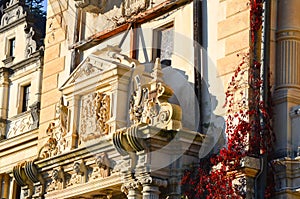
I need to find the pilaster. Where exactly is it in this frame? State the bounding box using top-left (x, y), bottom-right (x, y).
top-left (274, 0), bottom-right (300, 158)
top-left (0, 68), bottom-right (10, 139)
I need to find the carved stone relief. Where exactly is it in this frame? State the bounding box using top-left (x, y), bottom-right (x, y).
top-left (0, 3), bottom-right (26, 28)
top-left (67, 161), bottom-right (87, 187)
top-left (129, 58), bottom-right (182, 130)
top-left (46, 168), bottom-right (65, 192)
top-left (0, 119), bottom-right (6, 139)
top-left (6, 113), bottom-right (34, 138)
top-left (74, 0), bottom-right (107, 13)
top-left (24, 25), bottom-right (37, 58)
top-left (124, 0), bottom-right (150, 16)
top-left (38, 98), bottom-right (69, 159)
top-left (90, 153), bottom-right (112, 180)
top-left (79, 92), bottom-right (110, 144)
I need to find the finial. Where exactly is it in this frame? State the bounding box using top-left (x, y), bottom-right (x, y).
top-left (151, 58), bottom-right (163, 82)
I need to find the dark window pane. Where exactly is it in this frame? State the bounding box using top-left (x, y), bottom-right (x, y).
top-left (9, 38), bottom-right (15, 57)
top-left (22, 84), bottom-right (31, 112)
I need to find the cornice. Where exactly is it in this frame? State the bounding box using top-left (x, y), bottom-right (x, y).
top-left (0, 16), bottom-right (26, 33)
top-left (9, 50), bottom-right (43, 71)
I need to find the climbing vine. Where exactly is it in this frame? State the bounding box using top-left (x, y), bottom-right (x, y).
top-left (181, 0), bottom-right (275, 198)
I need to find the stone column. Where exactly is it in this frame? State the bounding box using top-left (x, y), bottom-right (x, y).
top-left (121, 181), bottom-right (142, 199)
top-left (141, 184), bottom-right (160, 199)
top-left (139, 177), bottom-right (167, 199)
top-left (0, 68), bottom-right (9, 139)
top-left (34, 62), bottom-right (43, 103)
top-left (0, 174), bottom-right (3, 197)
top-left (274, 0), bottom-right (300, 158)
top-left (3, 174), bottom-right (10, 198)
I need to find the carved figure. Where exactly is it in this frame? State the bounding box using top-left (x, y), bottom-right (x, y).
top-left (67, 161), bottom-right (87, 186)
top-left (47, 168), bottom-right (64, 192)
top-left (90, 153), bottom-right (111, 179)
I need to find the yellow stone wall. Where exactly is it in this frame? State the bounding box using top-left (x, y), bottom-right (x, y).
top-left (39, 0), bottom-right (69, 148)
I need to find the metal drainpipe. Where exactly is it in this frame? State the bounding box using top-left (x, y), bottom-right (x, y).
top-left (193, 0), bottom-right (203, 132)
top-left (254, 0), bottom-right (271, 198)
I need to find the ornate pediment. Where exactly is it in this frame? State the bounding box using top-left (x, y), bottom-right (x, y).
top-left (61, 45), bottom-right (138, 91)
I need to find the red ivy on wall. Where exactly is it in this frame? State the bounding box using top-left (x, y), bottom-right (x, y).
top-left (182, 0), bottom-right (275, 198)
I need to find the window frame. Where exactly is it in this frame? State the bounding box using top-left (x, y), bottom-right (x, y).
top-left (8, 37), bottom-right (16, 57)
top-left (20, 83), bottom-right (31, 113)
top-left (152, 22), bottom-right (174, 65)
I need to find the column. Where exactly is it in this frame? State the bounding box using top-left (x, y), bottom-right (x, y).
top-left (141, 184), bottom-right (159, 199)
top-left (0, 68), bottom-right (9, 139)
top-left (274, 0), bottom-right (300, 158)
top-left (0, 174), bottom-right (3, 197)
top-left (139, 177), bottom-right (167, 199)
top-left (121, 181), bottom-right (142, 199)
top-left (3, 174), bottom-right (10, 199)
top-left (34, 62), bottom-right (43, 103)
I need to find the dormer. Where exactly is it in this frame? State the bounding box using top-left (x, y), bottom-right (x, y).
top-left (0, 0), bottom-right (45, 65)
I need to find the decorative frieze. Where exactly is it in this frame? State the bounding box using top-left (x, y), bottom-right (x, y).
top-left (6, 112), bottom-right (34, 138)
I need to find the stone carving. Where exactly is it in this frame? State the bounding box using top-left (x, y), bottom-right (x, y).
top-left (129, 58), bottom-right (182, 130)
top-left (138, 176), bottom-right (168, 187)
top-left (24, 25), bottom-right (37, 58)
top-left (38, 97), bottom-right (68, 159)
top-left (121, 180), bottom-right (141, 196)
top-left (74, 0), bottom-right (107, 13)
top-left (124, 0), bottom-right (150, 16)
top-left (90, 153), bottom-right (112, 180)
top-left (13, 160), bottom-right (44, 199)
top-left (6, 112), bottom-right (34, 138)
top-left (29, 102), bottom-right (40, 129)
top-left (0, 119), bottom-right (6, 139)
top-left (95, 93), bottom-right (110, 134)
top-left (67, 161), bottom-right (87, 186)
top-left (73, 60), bottom-right (96, 81)
top-left (79, 92), bottom-right (110, 143)
top-left (0, 0), bottom-right (26, 28)
top-left (46, 168), bottom-right (65, 192)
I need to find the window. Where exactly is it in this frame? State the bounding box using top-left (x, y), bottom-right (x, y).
top-left (21, 84), bottom-right (31, 112)
top-left (8, 38), bottom-right (15, 57)
top-left (153, 24), bottom-right (174, 66)
top-left (9, 38), bottom-right (16, 56)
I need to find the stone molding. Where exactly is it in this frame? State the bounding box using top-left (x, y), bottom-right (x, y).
top-left (276, 29), bottom-right (300, 41)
